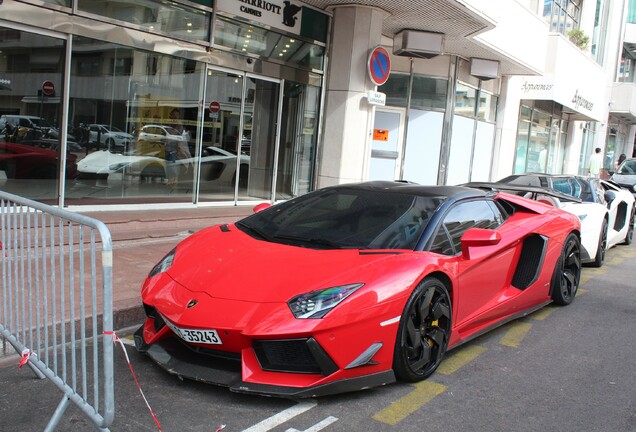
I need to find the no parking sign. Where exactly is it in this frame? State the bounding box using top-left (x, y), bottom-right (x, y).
top-left (367, 46), bottom-right (391, 86)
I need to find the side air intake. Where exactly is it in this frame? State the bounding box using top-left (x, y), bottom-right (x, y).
top-left (511, 234), bottom-right (547, 290)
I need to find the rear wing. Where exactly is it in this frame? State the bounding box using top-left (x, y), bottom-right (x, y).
top-left (463, 182), bottom-right (582, 204)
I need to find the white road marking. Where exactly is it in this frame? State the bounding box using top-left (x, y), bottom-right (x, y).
top-left (285, 416), bottom-right (339, 432)
top-left (242, 400), bottom-right (317, 432)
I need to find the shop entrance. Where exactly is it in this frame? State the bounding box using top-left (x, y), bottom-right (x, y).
top-left (369, 108), bottom-right (405, 181)
top-left (197, 68), bottom-right (281, 204)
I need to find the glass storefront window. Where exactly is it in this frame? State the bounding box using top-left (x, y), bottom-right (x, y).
top-left (77, 0), bottom-right (211, 42)
top-left (379, 73), bottom-right (408, 107)
top-left (411, 75), bottom-right (447, 110)
top-left (476, 91), bottom-right (497, 122)
top-left (275, 82), bottom-right (320, 200)
top-left (514, 106), bottom-right (532, 174)
top-left (0, 28), bottom-right (66, 203)
top-left (65, 36), bottom-right (206, 205)
top-left (515, 105), bottom-right (566, 174)
top-left (455, 82), bottom-right (476, 118)
top-left (37, 0), bottom-right (71, 7)
top-left (214, 17), bottom-right (325, 71)
top-left (543, 0), bottom-right (581, 35)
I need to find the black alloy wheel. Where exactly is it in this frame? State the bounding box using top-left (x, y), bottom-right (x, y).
top-left (551, 233), bottom-right (581, 306)
top-left (591, 219), bottom-right (608, 268)
top-left (393, 277), bottom-right (452, 382)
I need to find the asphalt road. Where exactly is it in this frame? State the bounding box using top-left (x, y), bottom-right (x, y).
top-left (1, 244), bottom-right (635, 432)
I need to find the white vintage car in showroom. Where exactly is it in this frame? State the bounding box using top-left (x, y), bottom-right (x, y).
top-left (467, 174), bottom-right (635, 268)
top-left (77, 146), bottom-right (249, 189)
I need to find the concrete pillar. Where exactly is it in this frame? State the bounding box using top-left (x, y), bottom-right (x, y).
top-left (316, 5), bottom-right (386, 188)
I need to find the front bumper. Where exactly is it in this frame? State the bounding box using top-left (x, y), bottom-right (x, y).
top-left (134, 326), bottom-right (395, 398)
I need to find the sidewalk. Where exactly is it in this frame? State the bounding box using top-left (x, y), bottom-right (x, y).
top-left (79, 205), bottom-right (254, 330)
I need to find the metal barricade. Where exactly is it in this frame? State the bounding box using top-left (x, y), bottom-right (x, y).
top-left (0, 191), bottom-right (114, 431)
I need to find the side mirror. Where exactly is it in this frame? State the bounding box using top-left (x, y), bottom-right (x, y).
top-left (604, 190), bottom-right (616, 207)
top-left (461, 228), bottom-right (502, 260)
top-left (253, 203), bottom-right (271, 213)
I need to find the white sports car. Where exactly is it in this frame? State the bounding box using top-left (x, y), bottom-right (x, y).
top-left (471, 174), bottom-right (635, 267)
top-left (76, 146), bottom-right (249, 188)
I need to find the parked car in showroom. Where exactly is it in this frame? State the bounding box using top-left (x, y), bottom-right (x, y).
top-left (485, 174), bottom-right (635, 267)
top-left (135, 181), bottom-right (581, 397)
top-left (77, 146), bottom-right (248, 188)
top-left (88, 124), bottom-right (134, 151)
top-left (610, 157), bottom-right (636, 197)
top-left (0, 141), bottom-right (78, 179)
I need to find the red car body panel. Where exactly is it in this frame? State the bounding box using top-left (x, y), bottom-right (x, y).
top-left (136, 185), bottom-right (581, 397)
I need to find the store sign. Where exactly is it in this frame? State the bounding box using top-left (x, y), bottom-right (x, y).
top-left (517, 76), bottom-right (603, 121)
top-left (217, 0), bottom-right (303, 35)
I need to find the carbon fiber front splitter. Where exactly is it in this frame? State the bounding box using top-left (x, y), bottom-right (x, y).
top-left (134, 326), bottom-right (396, 398)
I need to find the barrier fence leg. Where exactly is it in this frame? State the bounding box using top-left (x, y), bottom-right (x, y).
top-left (43, 395), bottom-right (71, 432)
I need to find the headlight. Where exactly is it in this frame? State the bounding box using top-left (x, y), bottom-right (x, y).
top-left (633, 185), bottom-right (636, 192)
top-left (287, 283), bottom-right (363, 319)
top-left (148, 247), bottom-right (176, 277)
top-left (578, 214), bottom-right (587, 221)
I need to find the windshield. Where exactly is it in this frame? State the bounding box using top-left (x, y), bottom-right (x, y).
top-left (617, 160), bottom-right (636, 175)
top-left (237, 188), bottom-right (443, 250)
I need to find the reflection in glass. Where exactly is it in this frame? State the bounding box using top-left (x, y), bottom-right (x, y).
top-left (276, 82), bottom-right (319, 200)
top-left (238, 79), bottom-right (280, 202)
top-left (215, 17), bottom-right (325, 70)
top-left (77, 0), bottom-right (210, 42)
top-left (198, 70), bottom-right (245, 203)
top-left (65, 36), bottom-right (205, 204)
top-left (411, 75), bottom-right (447, 110)
top-left (0, 28), bottom-right (66, 203)
top-left (455, 82), bottom-right (476, 118)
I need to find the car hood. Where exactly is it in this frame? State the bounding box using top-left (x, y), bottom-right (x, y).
top-left (610, 173), bottom-right (636, 186)
top-left (164, 225), bottom-right (416, 303)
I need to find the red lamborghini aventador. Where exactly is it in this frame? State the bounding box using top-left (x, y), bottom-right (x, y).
top-left (135, 181), bottom-right (582, 397)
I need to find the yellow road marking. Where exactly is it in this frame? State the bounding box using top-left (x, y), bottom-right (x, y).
top-left (604, 257), bottom-right (624, 266)
top-left (499, 322), bottom-right (532, 348)
top-left (436, 345), bottom-right (486, 375)
top-left (580, 274), bottom-right (593, 285)
top-left (372, 381), bottom-right (446, 425)
top-left (530, 306), bottom-right (557, 321)
top-left (585, 267), bottom-right (607, 275)
top-left (577, 288), bottom-right (588, 296)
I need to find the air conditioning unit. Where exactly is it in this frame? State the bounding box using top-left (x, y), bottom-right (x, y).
top-left (393, 30), bottom-right (443, 59)
top-left (470, 58), bottom-right (500, 81)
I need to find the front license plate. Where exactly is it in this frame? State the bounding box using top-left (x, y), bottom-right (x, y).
top-left (162, 316), bottom-right (222, 345)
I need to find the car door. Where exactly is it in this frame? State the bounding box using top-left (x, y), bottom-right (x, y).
top-left (600, 180), bottom-right (630, 245)
top-left (430, 199), bottom-right (518, 329)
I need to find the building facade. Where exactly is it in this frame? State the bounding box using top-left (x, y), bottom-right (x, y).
top-left (0, 0), bottom-right (635, 210)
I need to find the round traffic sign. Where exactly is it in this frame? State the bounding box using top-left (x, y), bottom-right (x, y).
top-left (209, 101), bottom-right (220, 113)
top-left (368, 46), bottom-right (391, 86)
top-left (42, 80), bottom-right (55, 96)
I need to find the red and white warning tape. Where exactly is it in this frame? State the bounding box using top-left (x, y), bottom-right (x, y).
top-left (105, 331), bottom-right (225, 432)
top-left (18, 349), bottom-right (33, 369)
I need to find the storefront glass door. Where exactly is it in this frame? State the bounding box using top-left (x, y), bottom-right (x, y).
top-left (197, 69), bottom-right (245, 203)
top-left (238, 76), bottom-right (281, 202)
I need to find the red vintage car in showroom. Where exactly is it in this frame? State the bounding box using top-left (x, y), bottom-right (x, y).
top-left (135, 181), bottom-right (581, 397)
